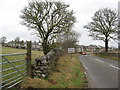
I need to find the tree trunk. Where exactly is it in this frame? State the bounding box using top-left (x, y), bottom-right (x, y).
top-left (105, 37), bottom-right (108, 52)
top-left (42, 40), bottom-right (50, 55)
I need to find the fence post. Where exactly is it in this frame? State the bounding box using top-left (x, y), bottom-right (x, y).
top-left (26, 41), bottom-right (32, 78)
top-left (0, 44), bottom-right (2, 90)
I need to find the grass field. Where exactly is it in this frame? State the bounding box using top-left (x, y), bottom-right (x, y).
top-left (22, 54), bottom-right (86, 88)
top-left (1, 47), bottom-right (86, 88)
top-left (1, 47), bottom-right (43, 62)
top-left (1, 47), bottom-right (43, 88)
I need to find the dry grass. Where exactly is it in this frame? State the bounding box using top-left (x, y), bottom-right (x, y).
top-left (22, 77), bottom-right (52, 88)
top-left (22, 54), bottom-right (85, 88)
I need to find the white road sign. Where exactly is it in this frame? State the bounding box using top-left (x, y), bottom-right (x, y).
top-left (68, 48), bottom-right (75, 53)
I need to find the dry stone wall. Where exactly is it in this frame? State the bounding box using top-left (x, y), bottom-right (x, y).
top-left (32, 49), bottom-right (62, 78)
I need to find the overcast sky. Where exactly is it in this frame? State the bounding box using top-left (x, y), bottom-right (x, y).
top-left (0, 0), bottom-right (119, 47)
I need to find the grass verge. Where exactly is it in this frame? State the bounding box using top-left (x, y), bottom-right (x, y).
top-left (85, 51), bottom-right (119, 61)
top-left (22, 54), bottom-right (86, 88)
top-left (94, 52), bottom-right (119, 61)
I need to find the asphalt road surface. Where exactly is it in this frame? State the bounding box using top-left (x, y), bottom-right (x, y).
top-left (79, 55), bottom-right (119, 88)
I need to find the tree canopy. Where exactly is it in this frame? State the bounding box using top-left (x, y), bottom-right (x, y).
top-left (0, 36), bottom-right (7, 46)
top-left (84, 8), bottom-right (117, 52)
top-left (20, 0), bottom-right (75, 54)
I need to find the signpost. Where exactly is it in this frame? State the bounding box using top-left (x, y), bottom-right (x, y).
top-left (68, 48), bottom-right (75, 58)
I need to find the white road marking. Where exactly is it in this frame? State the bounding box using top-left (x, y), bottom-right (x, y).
top-left (109, 64), bottom-right (120, 70)
top-left (84, 72), bottom-right (87, 75)
top-left (80, 60), bottom-right (88, 70)
top-left (85, 67), bottom-right (88, 70)
top-left (95, 59), bottom-right (104, 63)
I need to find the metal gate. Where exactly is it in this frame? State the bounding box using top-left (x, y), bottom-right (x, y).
top-left (0, 53), bottom-right (27, 89)
top-left (0, 41), bottom-right (32, 89)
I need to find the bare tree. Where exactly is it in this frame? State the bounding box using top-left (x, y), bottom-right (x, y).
top-left (84, 8), bottom-right (117, 52)
top-left (14, 37), bottom-right (20, 48)
top-left (59, 31), bottom-right (79, 53)
top-left (20, 40), bottom-right (24, 49)
top-left (20, 1), bottom-right (75, 55)
top-left (0, 36), bottom-right (7, 46)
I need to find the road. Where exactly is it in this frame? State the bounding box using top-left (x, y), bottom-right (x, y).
top-left (79, 55), bottom-right (119, 88)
